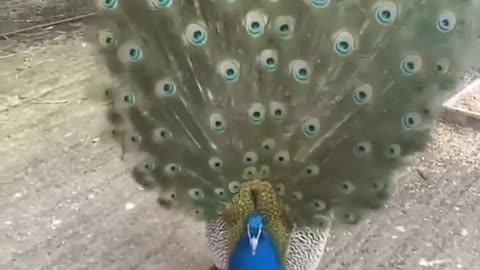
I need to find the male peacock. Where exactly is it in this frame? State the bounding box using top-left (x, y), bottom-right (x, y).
top-left (86, 1), bottom-right (480, 270)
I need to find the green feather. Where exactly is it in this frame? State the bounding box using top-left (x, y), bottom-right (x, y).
top-left (86, 0), bottom-right (480, 229)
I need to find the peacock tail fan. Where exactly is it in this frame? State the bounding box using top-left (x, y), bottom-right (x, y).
top-left (84, 0), bottom-right (480, 245)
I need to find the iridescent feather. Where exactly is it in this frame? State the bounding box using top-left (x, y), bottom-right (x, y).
top-left (86, 0), bottom-right (480, 269)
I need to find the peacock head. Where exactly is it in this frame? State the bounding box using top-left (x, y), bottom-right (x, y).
top-left (246, 212), bottom-right (264, 255)
top-left (228, 211), bottom-right (282, 270)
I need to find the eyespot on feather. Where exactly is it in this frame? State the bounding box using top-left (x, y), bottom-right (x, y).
top-left (309, 0), bottom-right (330, 8)
top-left (152, 127), bottom-right (173, 143)
top-left (258, 49), bottom-right (278, 71)
top-left (289, 60), bottom-right (311, 83)
top-left (185, 23), bottom-right (208, 46)
top-left (164, 163), bottom-right (181, 176)
top-left (274, 16), bottom-right (295, 39)
top-left (436, 11), bottom-right (456, 33)
top-left (269, 102), bottom-right (287, 122)
top-left (244, 10), bottom-right (267, 37)
top-left (248, 103), bottom-right (266, 124)
top-left (400, 55), bottom-right (422, 76)
top-left (333, 31), bottom-right (355, 56)
top-left (374, 1), bottom-right (398, 25)
top-left (188, 188), bottom-right (205, 200)
top-left (243, 152), bottom-right (259, 164)
top-left (147, 0), bottom-right (173, 9)
top-left (273, 151), bottom-right (290, 166)
top-left (155, 78), bottom-right (177, 97)
top-left (218, 60), bottom-right (240, 82)
top-left (118, 41), bottom-right (144, 63)
top-left (209, 113), bottom-right (227, 133)
top-left (209, 157), bottom-right (223, 171)
top-left (228, 181), bottom-right (241, 193)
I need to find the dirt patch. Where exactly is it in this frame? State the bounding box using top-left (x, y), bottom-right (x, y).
top-left (0, 22), bottom-right (105, 114)
top-left (456, 86), bottom-right (480, 113)
top-left (0, 0), bottom-right (94, 34)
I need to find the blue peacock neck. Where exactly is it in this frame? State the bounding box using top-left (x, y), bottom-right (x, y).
top-left (228, 212), bottom-right (283, 270)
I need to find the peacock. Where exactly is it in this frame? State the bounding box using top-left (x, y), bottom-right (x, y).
top-left (85, 1), bottom-right (480, 270)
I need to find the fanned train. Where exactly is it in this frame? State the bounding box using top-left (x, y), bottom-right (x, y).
top-left (85, 1), bottom-right (480, 270)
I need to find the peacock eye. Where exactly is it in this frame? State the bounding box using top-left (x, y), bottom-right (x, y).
top-left (118, 41), bottom-right (144, 63)
top-left (259, 165), bottom-right (270, 178)
top-left (208, 157), bottom-right (223, 171)
top-left (155, 78), bottom-right (177, 97)
top-left (258, 49), bottom-right (278, 71)
top-left (291, 191), bottom-right (303, 201)
top-left (353, 141), bottom-right (372, 156)
top-left (218, 60), bottom-right (240, 82)
top-left (129, 135), bottom-right (142, 144)
top-left (302, 118), bottom-right (320, 137)
top-left (311, 200), bottom-right (327, 211)
top-left (228, 181), bottom-right (241, 193)
top-left (275, 183), bottom-right (286, 196)
top-left (164, 163), bottom-right (181, 176)
top-left (401, 113), bottom-right (422, 129)
top-left (248, 103), bottom-right (266, 124)
top-left (310, 0), bottom-right (330, 8)
top-left (273, 151), bottom-right (290, 166)
top-left (353, 84), bottom-right (373, 105)
top-left (122, 94), bottom-right (135, 106)
top-left (97, 30), bottom-right (117, 48)
top-left (153, 127), bottom-right (173, 143)
top-left (214, 188), bottom-right (226, 197)
top-left (245, 10), bottom-right (267, 37)
top-left (128, 48), bottom-right (142, 61)
top-left (185, 23), bottom-right (208, 46)
top-left (333, 32), bottom-right (354, 56)
top-left (100, 0), bottom-right (118, 9)
top-left (188, 188), bottom-right (205, 200)
top-left (143, 162), bottom-right (155, 171)
top-left (434, 58), bottom-right (450, 74)
top-left (289, 60), bottom-right (311, 83)
top-left (436, 11), bottom-right (456, 33)
top-left (243, 152), bottom-right (259, 164)
top-left (374, 2), bottom-right (398, 25)
top-left (163, 191), bottom-right (177, 201)
top-left (384, 144), bottom-right (402, 159)
top-left (337, 211), bottom-right (361, 224)
top-left (304, 164), bottom-right (319, 176)
top-left (400, 55), bottom-right (422, 75)
top-left (269, 102), bottom-right (287, 122)
top-left (148, 0), bottom-right (172, 8)
top-left (274, 16), bottom-right (295, 39)
top-left (338, 181), bottom-right (355, 194)
top-left (243, 166), bottom-right (257, 179)
top-left (209, 113), bottom-right (227, 133)
top-left (261, 138), bottom-right (276, 151)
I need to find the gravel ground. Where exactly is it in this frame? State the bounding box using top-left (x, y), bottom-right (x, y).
top-left (457, 88), bottom-right (480, 113)
top-left (1, 24), bottom-right (479, 270)
top-left (0, 0), bottom-right (93, 34)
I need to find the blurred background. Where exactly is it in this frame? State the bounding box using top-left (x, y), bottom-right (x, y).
top-left (1, 1), bottom-right (480, 270)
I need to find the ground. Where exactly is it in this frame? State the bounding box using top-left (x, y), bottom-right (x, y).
top-left (0, 22), bottom-right (479, 270)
